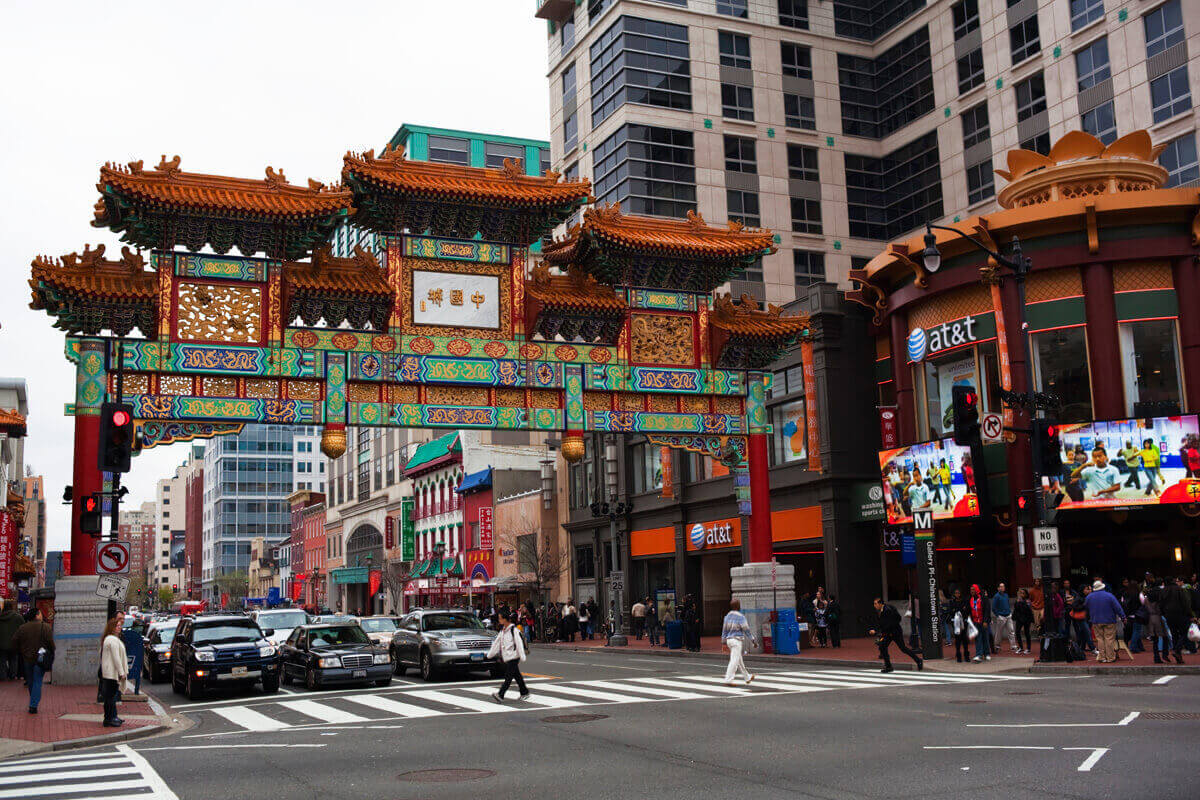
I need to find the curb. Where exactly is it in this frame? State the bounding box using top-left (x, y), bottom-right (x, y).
top-left (1, 693), bottom-right (178, 762)
top-left (1029, 662), bottom-right (1200, 676)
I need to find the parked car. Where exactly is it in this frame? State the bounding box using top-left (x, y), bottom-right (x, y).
top-left (280, 623), bottom-right (392, 690)
top-left (170, 614), bottom-right (281, 700)
top-left (390, 609), bottom-right (501, 682)
top-left (358, 615), bottom-right (403, 645)
top-left (142, 619), bottom-right (180, 683)
top-left (250, 608), bottom-right (310, 645)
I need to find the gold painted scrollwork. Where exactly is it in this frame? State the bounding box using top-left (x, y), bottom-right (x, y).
top-left (629, 313), bottom-right (694, 366)
top-left (176, 282), bottom-right (262, 343)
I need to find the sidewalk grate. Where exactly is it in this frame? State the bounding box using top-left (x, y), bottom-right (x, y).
top-left (1142, 712), bottom-right (1200, 720)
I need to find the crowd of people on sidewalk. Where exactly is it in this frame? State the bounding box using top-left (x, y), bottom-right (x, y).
top-left (799, 587), bottom-right (843, 648)
top-left (934, 573), bottom-right (1200, 664)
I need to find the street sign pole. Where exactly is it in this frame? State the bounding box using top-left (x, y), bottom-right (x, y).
top-left (913, 509), bottom-right (942, 661)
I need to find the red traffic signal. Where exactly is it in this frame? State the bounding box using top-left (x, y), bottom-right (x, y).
top-left (98, 402), bottom-right (135, 473)
top-left (962, 391), bottom-right (977, 406)
top-left (951, 384), bottom-right (981, 445)
top-left (1017, 495), bottom-right (1027, 510)
top-left (112, 409), bottom-right (131, 427)
top-left (83, 495), bottom-right (99, 513)
top-left (80, 493), bottom-right (103, 536)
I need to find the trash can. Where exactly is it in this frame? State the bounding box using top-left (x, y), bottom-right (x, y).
top-left (776, 608), bottom-right (797, 626)
top-left (772, 622), bottom-right (800, 655)
top-left (665, 620), bottom-right (684, 650)
top-left (796, 621), bottom-right (809, 650)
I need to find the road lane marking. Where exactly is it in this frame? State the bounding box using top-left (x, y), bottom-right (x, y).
top-left (459, 685), bottom-right (584, 708)
top-left (579, 679), bottom-right (709, 700)
top-left (924, 746), bottom-right (1055, 750)
top-left (532, 683), bottom-right (653, 704)
top-left (634, 677), bottom-right (754, 694)
top-left (342, 693), bottom-right (444, 717)
top-left (406, 688), bottom-right (515, 713)
top-left (0, 755), bottom-right (129, 774)
top-left (136, 744), bottom-right (327, 750)
top-left (1064, 747), bottom-right (1110, 772)
top-left (0, 779), bottom-right (151, 798)
top-left (277, 699), bottom-right (370, 725)
top-left (967, 711), bottom-right (1139, 728)
top-left (212, 706), bottom-right (292, 732)
top-left (1152, 675), bottom-right (1176, 685)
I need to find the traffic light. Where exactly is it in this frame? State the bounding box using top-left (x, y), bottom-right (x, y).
top-left (1034, 418), bottom-right (1064, 476)
top-left (80, 493), bottom-right (103, 536)
top-left (951, 384), bottom-right (981, 445)
top-left (172, 584), bottom-right (178, 593)
top-left (1016, 490), bottom-right (1037, 525)
top-left (97, 401), bottom-right (135, 473)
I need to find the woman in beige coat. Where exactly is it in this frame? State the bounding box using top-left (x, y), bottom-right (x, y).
top-left (100, 616), bottom-right (128, 727)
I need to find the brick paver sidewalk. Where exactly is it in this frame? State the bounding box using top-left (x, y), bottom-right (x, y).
top-left (0, 679), bottom-right (159, 758)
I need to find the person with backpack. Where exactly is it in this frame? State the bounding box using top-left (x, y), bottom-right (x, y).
top-left (968, 584), bottom-right (991, 662)
top-left (949, 589), bottom-right (972, 663)
top-left (577, 599), bottom-right (591, 641)
top-left (12, 608), bottom-right (54, 714)
top-left (488, 609), bottom-right (529, 704)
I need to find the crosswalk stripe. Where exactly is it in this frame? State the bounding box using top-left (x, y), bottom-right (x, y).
top-left (459, 686), bottom-right (584, 708)
top-left (406, 688), bottom-right (515, 713)
top-left (0, 767), bottom-right (140, 786)
top-left (685, 674), bottom-right (832, 692)
top-left (580, 679), bottom-right (711, 700)
top-left (772, 671), bottom-right (972, 687)
top-left (342, 693), bottom-right (445, 718)
top-left (796, 669), bottom-right (998, 683)
top-left (277, 699), bottom-right (371, 725)
top-left (730, 674), bottom-right (897, 689)
top-left (632, 677), bottom-right (754, 695)
top-left (0, 756), bottom-right (129, 774)
top-left (212, 705), bottom-right (292, 732)
top-left (532, 683), bottom-right (653, 704)
top-left (0, 778), bottom-right (150, 799)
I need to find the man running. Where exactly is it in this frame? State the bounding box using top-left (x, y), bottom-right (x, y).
top-left (869, 597), bottom-right (923, 673)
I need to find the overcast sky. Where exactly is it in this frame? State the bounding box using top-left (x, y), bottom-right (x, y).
top-left (0, 1), bottom-right (550, 554)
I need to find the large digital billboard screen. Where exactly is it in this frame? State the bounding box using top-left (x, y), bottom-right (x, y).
top-left (879, 439), bottom-right (981, 524)
top-left (1042, 415), bottom-right (1200, 510)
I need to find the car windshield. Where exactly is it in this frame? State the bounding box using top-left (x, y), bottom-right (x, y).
top-left (193, 623), bottom-right (261, 645)
top-left (359, 618), bottom-right (398, 633)
top-left (422, 614), bottom-right (485, 631)
top-left (152, 624), bottom-right (178, 642)
top-left (259, 611), bottom-right (307, 629)
top-left (308, 626), bottom-right (369, 647)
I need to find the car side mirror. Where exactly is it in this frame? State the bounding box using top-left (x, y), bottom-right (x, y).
top-left (261, 628), bottom-right (274, 638)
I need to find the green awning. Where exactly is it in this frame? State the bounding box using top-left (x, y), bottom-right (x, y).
top-left (404, 431), bottom-right (460, 473)
top-left (443, 558), bottom-right (463, 578)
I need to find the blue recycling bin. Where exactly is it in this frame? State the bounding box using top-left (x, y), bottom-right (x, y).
top-left (772, 622), bottom-right (800, 655)
top-left (776, 608), bottom-right (797, 625)
top-left (665, 620), bottom-right (684, 650)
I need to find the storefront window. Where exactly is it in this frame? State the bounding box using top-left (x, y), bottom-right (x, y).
top-left (1120, 319), bottom-right (1183, 415)
top-left (629, 442), bottom-right (664, 494)
top-left (1032, 327), bottom-right (1093, 423)
top-left (576, 545), bottom-right (595, 579)
top-left (770, 399), bottom-right (806, 464)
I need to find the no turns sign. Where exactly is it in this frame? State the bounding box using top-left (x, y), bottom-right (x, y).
top-left (96, 541), bottom-right (130, 574)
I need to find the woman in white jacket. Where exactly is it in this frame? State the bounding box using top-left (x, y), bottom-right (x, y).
top-left (100, 616), bottom-right (128, 727)
top-left (488, 610), bottom-right (529, 703)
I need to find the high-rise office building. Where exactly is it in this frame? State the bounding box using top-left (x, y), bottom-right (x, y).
top-left (537, 0), bottom-right (1198, 304)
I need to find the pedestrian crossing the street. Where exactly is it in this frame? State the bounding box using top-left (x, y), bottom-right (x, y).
top-left (184, 669), bottom-right (1037, 736)
top-left (0, 745), bottom-right (178, 800)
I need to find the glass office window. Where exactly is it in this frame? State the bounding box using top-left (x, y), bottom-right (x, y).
top-left (1032, 327), bottom-right (1093, 423)
top-left (1120, 320), bottom-right (1183, 416)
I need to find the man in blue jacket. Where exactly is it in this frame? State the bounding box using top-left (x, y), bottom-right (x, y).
top-left (1084, 580), bottom-right (1126, 663)
top-left (991, 583), bottom-right (1015, 654)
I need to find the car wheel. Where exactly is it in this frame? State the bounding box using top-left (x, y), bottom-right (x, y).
top-left (420, 649), bottom-right (438, 682)
top-left (262, 675), bottom-right (280, 694)
top-left (374, 677), bottom-right (392, 687)
top-left (305, 667), bottom-right (318, 691)
top-left (186, 673), bottom-right (205, 701)
top-left (392, 657), bottom-right (407, 677)
top-left (281, 667), bottom-right (293, 686)
top-left (171, 667), bottom-right (183, 695)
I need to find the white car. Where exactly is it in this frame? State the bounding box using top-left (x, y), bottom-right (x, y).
top-left (359, 616), bottom-right (404, 645)
top-left (250, 608), bottom-right (310, 646)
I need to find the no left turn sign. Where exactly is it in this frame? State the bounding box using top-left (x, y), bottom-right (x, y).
top-left (982, 412), bottom-right (1004, 444)
top-left (96, 541), bottom-right (130, 574)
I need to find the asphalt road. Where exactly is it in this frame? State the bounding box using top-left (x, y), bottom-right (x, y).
top-left (8, 649), bottom-right (1199, 799)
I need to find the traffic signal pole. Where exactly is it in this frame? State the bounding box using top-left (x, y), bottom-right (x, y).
top-left (70, 339), bottom-right (108, 575)
top-left (106, 340), bottom-right (125, 618)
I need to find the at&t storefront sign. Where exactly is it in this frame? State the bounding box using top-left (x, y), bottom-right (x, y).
top-left (687, 518), bottom-right (739, 551)
top-left (907, 315), bottom-right (980, 362)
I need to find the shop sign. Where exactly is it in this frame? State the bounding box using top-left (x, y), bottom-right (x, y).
top-left (332, 566), bottom-right (368, 585)
top-left (660, 447), bottom-right (673, 499)
top-left (479, 507), bottom-right (493, 550)
top-left (801, 340), bottom-right (821, 473)
top-left (851, 482), bottom-right (887, 522)
top-left (400, 498), bottom-right (415, 561)
top-left (907, 315), bottom-right (980, 362)
top-left (466, 550), bottom-right (494, 583)
top-left (878, 406), bottom-right (898, 449)
top-left (0, 511), bottom-right (13, 599)
top-left (384, 517), bottom-right (394, 549)
top-left (687, 518), bottom-right (739, 551)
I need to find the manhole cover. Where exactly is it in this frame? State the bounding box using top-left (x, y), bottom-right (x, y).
top-left (541, 713), bottom-right (609, 724)
top-left (1142, 712), bottom-right (1200, 720)
top-left (1006, 691), bottom-right (1042, 696)
top-left (398, 769), bottom-right (496, 783)
top-left (948, 699), bottom-right (987, 704)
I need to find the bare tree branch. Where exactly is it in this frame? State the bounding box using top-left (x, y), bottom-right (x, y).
top-left (495, 513), bottom-right (569, 603)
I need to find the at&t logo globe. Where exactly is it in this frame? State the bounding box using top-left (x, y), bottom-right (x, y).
top-left (690, 523), bottom-right (706, 549)
top-left (907, 327), bottom-right (927, 362)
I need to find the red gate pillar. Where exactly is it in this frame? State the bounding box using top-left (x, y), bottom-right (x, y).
top-left (747, 432), bottom-right (773, 562)
top-left (70, 338), bottom-right (107, 575)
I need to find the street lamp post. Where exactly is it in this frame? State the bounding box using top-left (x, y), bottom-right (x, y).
top-left (922, 222), bottom-right (1045, 520)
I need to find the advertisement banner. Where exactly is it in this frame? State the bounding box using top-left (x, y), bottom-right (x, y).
top-left (385, 517), bottom-right (394, 550)
top-left (775, 399), bottom-right (807, 463)
top-left (479, 507), bottom-right (494, 550)
top-left (401, 498), bottom-right (415, 561)
top-left (935, 353), bottom-right (978, 435)
top-left (0, 511), bottom-right (14, 599)
top-left (170, 530), bottom-right (186, 569)
top-left (660, 447), bottom-right (674, 499)
top-left (466, 550), bottom-right (494, 584)
top-left (879, 438), bottom-right (980, 524)
top-left (801, 340), bottom-right (821, 472)
top-left (988, 282), bottom-right (1015, 442)
top-left (1041, 414), bottom-right (1200, 510)
top-left (878, 406), bottom-right (898, 449)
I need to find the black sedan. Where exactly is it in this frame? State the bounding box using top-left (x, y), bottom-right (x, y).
top-left (279, 623), bottom-right (393, 690)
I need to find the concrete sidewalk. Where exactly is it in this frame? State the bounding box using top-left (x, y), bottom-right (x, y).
top-left (538, 633), bottom-right (1200, 674)
top-left (0, 680), bottom-right (169, 760)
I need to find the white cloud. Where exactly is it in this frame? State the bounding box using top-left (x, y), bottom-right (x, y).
top-left (0, 0), bottom-right (550, 553)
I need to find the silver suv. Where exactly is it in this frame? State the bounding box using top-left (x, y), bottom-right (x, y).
top-left (390, 608), bottom-right (501, 681)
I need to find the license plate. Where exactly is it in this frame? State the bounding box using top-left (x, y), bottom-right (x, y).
top-left (353, 669), bottom-right (367, 678)
top-left (470, 652), bottom-right (485, 661)
top-left (231, 666), bottom-right (247, 676)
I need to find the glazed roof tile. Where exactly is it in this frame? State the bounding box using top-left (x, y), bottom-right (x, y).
top-left (0, 408), bottom-right (26, 433)
top-left (526, 264), bottom-right (625, 312)
top-left (342, 146), bottom-right (591, 208)
top-left (709, 294), bottom-right (810, 340)
top-left (284, 245), bottom-right (391, 296)
top-left (544, 206), bottom-right (775, 261)
top-left (95, 156), bottom-right (352, 222)
top-left (29, 245), bottom-right (157, 302)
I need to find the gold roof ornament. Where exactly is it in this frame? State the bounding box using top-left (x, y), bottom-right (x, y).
top-left (996, 130), bottom-right (1168, 209)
